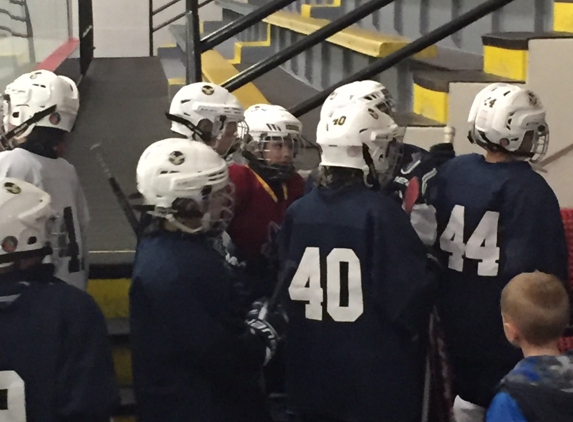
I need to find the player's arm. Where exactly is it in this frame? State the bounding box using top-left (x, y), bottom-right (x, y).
top-left (372, 201), bottom-right (437, 337)
top-left (57, 291), bottom-right (119, 422)
top-left (502, 181), bottom-right (569, 288)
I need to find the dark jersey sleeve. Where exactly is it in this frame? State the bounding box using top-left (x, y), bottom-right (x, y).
top-left (371, 198), bottom-right (437, 337)
top-left (501, 177), bottom-right (569, 289)
top-left (57, 291), bottom-right (119, 422)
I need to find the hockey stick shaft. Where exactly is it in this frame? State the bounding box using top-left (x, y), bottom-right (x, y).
top-left (443, 125), bottom-right (455, 144)
top-left (90, 143), bottom-right (139, 235)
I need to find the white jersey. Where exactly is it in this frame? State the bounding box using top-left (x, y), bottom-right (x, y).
top-left (0, 148), bottom-right (89, 289)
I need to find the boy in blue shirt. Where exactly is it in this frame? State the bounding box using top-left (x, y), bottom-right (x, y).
top-left (486, 271), bottom-right (573, 422)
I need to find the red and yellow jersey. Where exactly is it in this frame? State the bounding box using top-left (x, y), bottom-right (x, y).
top-left (227, 164), bottom-right (304, 262)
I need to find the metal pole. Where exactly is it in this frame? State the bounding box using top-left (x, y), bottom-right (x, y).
top-left (289, 0), bottom-right (518, 117)
top-left (200, 0), bottom-right (297, 52)
top-left (222, 0), bottom-right (396, 92)
top-left (185, 0), bottom-right (202, 83)
top-left (149, 0), bottom-right (154, 56)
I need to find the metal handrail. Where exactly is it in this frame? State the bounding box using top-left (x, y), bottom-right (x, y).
top-left (200, 0), bottom-right (299, 53)
top-left (149, 0), bottom-right (215, 56)
top-left (153, 11), bottom-right (186, 32)
top-left (222, 0), bottom-right (396, 92)
top-left (289, 0), bottom-right (519, 117)
top-left (1, 0), bottom-right (35, 63)
top-left (0, 25), bottom-right (27, 38)
top-left (0, 8), bottom-right (27, 22)
top-left (152, 0), bottom-right (182, 16)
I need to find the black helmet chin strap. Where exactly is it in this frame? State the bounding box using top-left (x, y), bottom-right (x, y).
top-left (0, 104), bottom-right (57, 151)
top-left (165, 112), bottom-right (211, 143)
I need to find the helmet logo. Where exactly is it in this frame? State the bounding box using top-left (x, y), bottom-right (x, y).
top-left (368, 108), bottom-right (379, 119)
top-left (49, 112), bottom-right (61, 125)
top-left (4, 182), bottom-right (21, 194)
top-left (202, 85), bottom-right (215, 95)
top-left (29, 72), bottom-right (40, 79)
top-left (169, 151), bottom-right (185, 165)
top-left (1, 236), bottom-right (18, 253)
top-left (528, 92), bottom-right (539, 106)
top-left (500, 138), bottom-right (510, 147)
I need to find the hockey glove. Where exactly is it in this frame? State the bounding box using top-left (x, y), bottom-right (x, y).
top-left (246, 300), bottom-right (288, 365)
top-left (429, 142), bottom-right (455, 168)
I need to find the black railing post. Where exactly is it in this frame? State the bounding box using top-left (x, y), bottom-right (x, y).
top-left (222, 0), bottom-right (396, 93)
top-left (185, 0), bottom-right (203, 83)
top-left (149, 0), bottom-right (154, 56)
top-left (289, 0), bottom-right (518, 117)
top-left (200, 0), bottom-right (297, 52)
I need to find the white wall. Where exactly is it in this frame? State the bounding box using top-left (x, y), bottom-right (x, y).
top-left (90, 0), bottom-right (222, 58)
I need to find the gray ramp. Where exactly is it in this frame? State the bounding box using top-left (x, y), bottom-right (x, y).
top-left (65, 58), bottom-right (173, 266)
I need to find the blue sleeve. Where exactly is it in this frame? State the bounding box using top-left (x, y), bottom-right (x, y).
top-left (373, 198), bottom-right (437, 337)
top-left (486, 392), bottom-right (527, 422)
top-left (58, 291), bottom-right (119, 422)
top-left (502, 178), bottom-right (569, 288)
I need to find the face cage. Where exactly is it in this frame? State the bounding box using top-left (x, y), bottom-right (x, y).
top-left (364, 95), bottom-right (396, 117)
top-left (470, 126), bottom-right (549, 163)
top-left (375, 139), bottom-right (404, 186)
top-left (153, 183), bottom-right (235, 234)
top-left (209, 117), bottom-right (249, 157)
top-left (521, 127), bottom-right (549, 163)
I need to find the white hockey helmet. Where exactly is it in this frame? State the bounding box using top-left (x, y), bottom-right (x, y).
top-left (468, 83), bottom-right (549, 162)
top-left (242, 104), bottom-right (302, 181)
top-left (317, 101), bottom-right (404, 186)
top-left (167, 82), bottom-right (248, 157)
top-left (2, 70), bottom-right (79, 144)
top-left (136, 138), bottom-right (234, 234)
top-left (0, 178), bottom-right (58, 268)
top-left (320, 80), bottom-right (396, 122)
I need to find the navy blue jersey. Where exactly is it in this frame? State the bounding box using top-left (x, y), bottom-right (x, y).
top-left (278, 184), bottom-right (435, 422)
top-left (0, 265), bottom-right (118, 422)
top-left (304, 144), bottom-right (438, 246)
top-left (430, 154), bottom-right (569, 406)
top-left (130, 230), bottom-right (271, 422)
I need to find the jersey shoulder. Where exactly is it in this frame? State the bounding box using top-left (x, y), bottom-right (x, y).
top-left (0, 149), bottom-right (36, 177)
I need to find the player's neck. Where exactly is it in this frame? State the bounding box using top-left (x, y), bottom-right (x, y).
top-left (521, 342), bottom-right (561, 358)
top-left (484, 151), bottom-right (513, 163)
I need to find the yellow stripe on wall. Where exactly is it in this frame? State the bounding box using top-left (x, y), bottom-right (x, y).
top-left (229, 23), bottom-right (272, 65)
top-left (87, 278), bottom-right (131, 319)
top-left (554, 2), bottom-right (573, 32)
top-left (413, 84), bottom-right (449, 124)
top-left (483, 45), bottom-right (528, 81)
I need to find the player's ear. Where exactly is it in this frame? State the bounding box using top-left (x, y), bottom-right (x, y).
top-left (502, 314), bottom-right (520, 347)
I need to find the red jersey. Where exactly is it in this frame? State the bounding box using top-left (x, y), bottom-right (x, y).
top-left (227, 164), bottom-right (305, 262)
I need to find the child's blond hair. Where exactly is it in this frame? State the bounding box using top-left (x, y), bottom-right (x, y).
top-left (501, 271), bottom-right (570, 346)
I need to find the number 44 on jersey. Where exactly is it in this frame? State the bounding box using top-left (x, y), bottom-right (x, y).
top-left (440, 204), bottom-right (500, 277)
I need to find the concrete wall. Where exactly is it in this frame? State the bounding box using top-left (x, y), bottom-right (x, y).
top-left (90, 0), bottom-right (222, 57)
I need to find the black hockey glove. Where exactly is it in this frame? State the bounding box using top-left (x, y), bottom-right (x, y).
top-left (246, 300), bottom-right (288, 365)
top-left (429, 142), bottom-right (455, 168)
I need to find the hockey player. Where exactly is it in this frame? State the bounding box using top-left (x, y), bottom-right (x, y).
top-left (0, 177), bottom-right (118, 421)
top-left (278, 102), bottom-right (435, 422)
top-left (313, 80), bottom-right (455, 245)
top-left (429, 83), bottom-right (569, 421)
top-left (227, 104), bottom-right (306, 299)
top-left (0, 70), bottom-right (89, 290)
top-left (130, 138), bottom-right (288, 422)
top-left (166, 82), bottom-right (248, 158)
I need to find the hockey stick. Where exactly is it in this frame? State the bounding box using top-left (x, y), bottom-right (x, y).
top-left (90, 143), bottom-right (140, 235)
